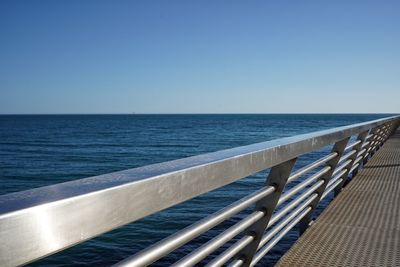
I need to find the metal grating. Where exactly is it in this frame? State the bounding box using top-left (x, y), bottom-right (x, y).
top-left (276, 131), bottom-right (400, 267)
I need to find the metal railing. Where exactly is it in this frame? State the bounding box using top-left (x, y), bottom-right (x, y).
top-left (1, 116), bottom-right (399, 267)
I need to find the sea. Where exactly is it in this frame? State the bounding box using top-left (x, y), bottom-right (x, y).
top-left (0, 114), bottom-right (393, 266)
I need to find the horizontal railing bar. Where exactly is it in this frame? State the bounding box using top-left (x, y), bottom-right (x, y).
top-left (250, 207), bottom-right (313, 266)
top-left (365, 134), bottom-right (373, 140)
top-left (206, 235), bottom-right (254, 267)
top-left (364, 145), bottom-right (375, 159)
top-left (369, 140), bottom-right (378, 149)
top-left (326, 169), bottom-right (347, 189)
top-left (228, 259), bottom-right (244, 267)
top-left (352, 155), bottom-right (364, 167)
top-left (349, 162), bottom-right (360, 174)
top-left (344, 140), bottom-right (362, 151)
top-left (259, 194), bottom-right (318, 249)
top-left (269, 180), bottom-right (324, 226)
top-left (332, 159), bottom-right (352, 177)
top-left (287, 152), bottom-right (337, 183)
top-left (116, 186), bottom-right (275, 267)
top-left (369, 138), bottom-right (378, 145)
top-left (278, 166), bottom-right (331, 205)
top-left (171, 211), bottom-right (265, 267)
top-left (357, 148), bottom-right (367, 156)
top-left (322, 178), bottom-right (344, 200)
top-left (338, 150), bottom-right (356, 164)
top-left (361, 141), bottom-right (370, 148)
top-left (1, 116), bottom-right (398, 267)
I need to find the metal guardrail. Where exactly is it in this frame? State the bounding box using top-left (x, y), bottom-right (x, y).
top-left (1, 116), bottom-right (399, 267)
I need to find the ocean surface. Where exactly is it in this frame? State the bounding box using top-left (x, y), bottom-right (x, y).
top-left (0, 114), bottom-right (393, 266)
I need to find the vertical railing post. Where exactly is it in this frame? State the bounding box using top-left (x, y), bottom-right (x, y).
top-left (392, 119), bottom-right (400, 134)
top-left (385, 121), bottom-right (397, 140)
top-left (369, 125), bottom-right (385, 157)
top-left (383, 122), bottom-right (394, 141)
top-left (334, 131), bottom-right (369, 196)
top-left (371, 124), bottom-right (389, 154)
top-left (235, 158), bottom-right (297, 267)
top-left (353, 130), bottom-right (372, 173)
top-left (380, 123), bottom-right (390, 141)
top-left (298, 137), bottom-right (350, 234)
top-left (363, 126), bottom-right (380, 165)
top-left (380, 123), bottom-right (390, 143)
top-left (395, 119), bottom-right (400, 133)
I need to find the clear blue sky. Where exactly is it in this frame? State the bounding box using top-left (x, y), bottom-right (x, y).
top-left (0, 0), bottom-right (399, 114)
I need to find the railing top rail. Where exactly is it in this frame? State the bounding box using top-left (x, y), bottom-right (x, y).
top-left (0, 115), bottom-right (399, 267)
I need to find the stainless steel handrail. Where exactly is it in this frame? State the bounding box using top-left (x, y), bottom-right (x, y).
top-left (344, 139), bottom-right (362, 151)
top-left (277, 166), bottom-right (330, 205)
top-left (0, 115), bottom-right (399, 267)
top-left (338, 149), bottom-right (357, 163)
top-left (172, 211), bottom-right (266, 267)
top-left (269, 180), bottom-right (324, 226)
top-left (250, 207), bottom-right (313, 267)
top-left (287, 152), bottom-right (337, 182)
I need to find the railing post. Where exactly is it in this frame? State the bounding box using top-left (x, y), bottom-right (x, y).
top-left (380, 123), bottom-right (390, 140)
top-left (363, 126), bottom-right (380, 164)
top-left (387, 121), bottom-right (397, 136)
top-left (371, 124), bottom-right (389, 154)
top-left (385, 121), bottom-right (397, 139)
top-left (363, 121), bottom-right (394, 165)
top-left (395, 119), bottom-right (400, 133)
top-left (298, 137), bottom-right (350, 235)
top-left (235, 158), bottom-right (297, 267)
top-left (380, 123), bottom-right (390, 143)
top-left (368, 125), bottom-right (385, 157)
top-left (392, 119), bottom-right (400, 133)
top-left (334, 131), bottom-right (369, 196)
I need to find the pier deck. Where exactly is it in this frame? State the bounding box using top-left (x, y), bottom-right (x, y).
top-left (276, 130), bottom-right (400, 266)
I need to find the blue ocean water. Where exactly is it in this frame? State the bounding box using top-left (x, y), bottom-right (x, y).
top-left (0, 114), bottom-right (392, 266)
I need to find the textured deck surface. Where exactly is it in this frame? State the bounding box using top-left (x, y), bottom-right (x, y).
top-left (276, 130), bottom-right (400, 267)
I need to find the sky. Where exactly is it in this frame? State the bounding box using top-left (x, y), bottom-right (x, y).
top-left (0, 0), bottom-right (399, 114)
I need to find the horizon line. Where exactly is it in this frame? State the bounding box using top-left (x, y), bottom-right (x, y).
top-left (0, 112), bottom-right (398, 116)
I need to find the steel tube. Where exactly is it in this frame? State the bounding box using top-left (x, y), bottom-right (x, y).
top-left (228, 259), bottom-right (244, 267)
top-left (206, 235), bottom-right (254, 267)
top-left (298, 137), bottom-right (350, 235)
top-left (322, 178), bottom-right (344, 200)
top-left (361, 141), bottom-right (370, 148)
top-left (344, 140), bottom-right (362, 151)
top-left (171, 211), bottom-right (265, 267)
top-left (278, 166), bottom-right (331, 205)
top-left (269, 180), bottom-right (323, 226)
top-left (116, 186), bottom-right (275, 267)
top-left (259, 194), bottom-right (318, 249)
top-left (338, 150), bottom-right (356, 164)
top-left (327, 169), bottom-right (347, 189)
top-left (349, 162), bottom-right (360, 173)
top-left (365, 134), bottom-right (373, 140)
top-left (238, 159), bottom-right (297, 265)
top-left (250, 207), bottom-right (313, 266)
top-left (352, 155), bottom-right (363, 166)
top-left (332, 159), bottom-right (352, 177)
top-left (287, 152), bottom-right (337, 182)
top-left (357, 148), bottom-right (367, 157)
